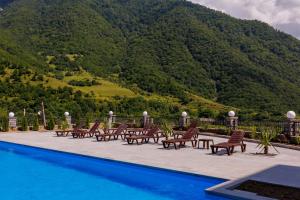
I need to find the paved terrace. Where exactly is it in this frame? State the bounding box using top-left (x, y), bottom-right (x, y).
top-left (0, 132), bottom-right (300, 180)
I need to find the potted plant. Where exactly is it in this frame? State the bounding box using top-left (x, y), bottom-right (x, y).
top-left (257, 127), bottom-right (279, 155)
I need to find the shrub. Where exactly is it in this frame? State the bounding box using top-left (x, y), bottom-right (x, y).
top-left (20, 117), bottom-right (28, 131)
top-left (32, 115), bottom-right (39, 131)
top-left (46, 113), bottom-right (55, 130)
top-left (249, 126), bottom-right (258, 139)
top-left (55, 73), bottom-right (64, 80)
top-left (68, 79), bottom-right (100, 87)
top-left (65, 71), bottom-right (73, 76)
top-left (85, 116), bottom-right (91, 129)
top-left (0, 116), bottom-right (9, 132)
top-left (0, 109), bottom-right (9, 132)
top-left (290, 136), bottom-right (300, 145)
top-left (61, 118), bottom-right (69, 130)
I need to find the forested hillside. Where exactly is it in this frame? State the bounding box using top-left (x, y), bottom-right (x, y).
top-left (0, 0), bottom-right (300, 120)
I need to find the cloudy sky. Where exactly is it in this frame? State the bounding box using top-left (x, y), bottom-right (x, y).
top-left (190, 0), bottom-right (300, 39)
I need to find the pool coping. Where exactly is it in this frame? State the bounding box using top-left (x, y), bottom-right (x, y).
top-left (0, 140), bottom-right (228, 182)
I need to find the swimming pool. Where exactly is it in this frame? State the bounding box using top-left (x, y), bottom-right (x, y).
top-left (0, 141), bottom-right (230, 200)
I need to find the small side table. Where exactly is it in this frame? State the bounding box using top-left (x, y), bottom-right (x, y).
top-left (198, 139), bottom-right (214, 149)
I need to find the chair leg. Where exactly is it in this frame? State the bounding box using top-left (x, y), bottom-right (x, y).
top-left (211, 146), bottom-right (215, 154)
top-left (191, 140), bottom-right (196, 148)
top-left (226, 147), bottom-right (231, 155)
top-left (121, 134), bottom-right (125, 140)
top-left (242, 144), bottom-right (246, 152)
top-left (127, 138), bottom-right (133, 144)
top-left (163, 141), bottom-right (169, 148)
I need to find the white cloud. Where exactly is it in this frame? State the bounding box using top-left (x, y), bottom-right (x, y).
top-left (190, 0), bottom-right (300, 39)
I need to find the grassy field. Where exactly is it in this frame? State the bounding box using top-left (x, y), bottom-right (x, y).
top-left (28, 70), bottom-right (137, 98)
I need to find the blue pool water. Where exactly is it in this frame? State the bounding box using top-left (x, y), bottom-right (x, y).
top-left (0, 141), bottom-right (230, 200)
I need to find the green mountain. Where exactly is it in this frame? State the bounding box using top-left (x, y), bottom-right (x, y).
top-left (0, 0), bottom-right (300, 120)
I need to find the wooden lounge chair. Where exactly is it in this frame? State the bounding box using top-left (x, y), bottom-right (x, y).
top-left (210, 130), bottom-right (246, 155)
top-left (126, 124), bottom-right (151, 136)
top-left (173, 121), bottom-right (199, 139)
top-left (72, 121), bottom-right (101, 138)
top-left (162, 128), bottom-right (198, 149)
top-left (95, 124), bottom-right (128, 141)
top-left (55, 122), bottom-right (84, 137)
top-left (126, 126), bottom-right (160, 144)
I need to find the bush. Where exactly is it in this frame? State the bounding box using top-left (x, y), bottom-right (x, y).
top-left (85, 116), bottom-right (91, 129)
top-left (55, 73), bottom-right (64, 80)
top-left (32, 115), bottom-right (39, 131)
top-left (68, 79), bottom-right (100, 86)
top-left (46, 114), bottom-right (55, 130)
top-left (291, 136), bottom-right (300, 145)
top-left (61, 118), bottom-right (69, 130)
top-left (20, 117), bottom-right (28, 131)
top-left (0, 116), bottom-right (9, 132)
top-left (65, 71), bottom-right (73, 76)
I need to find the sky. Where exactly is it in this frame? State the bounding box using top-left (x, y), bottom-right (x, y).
top-left (190, 0), bottom-right (300, 39)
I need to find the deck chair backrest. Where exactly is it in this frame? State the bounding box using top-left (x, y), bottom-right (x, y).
top-left (145, 126), bottom-right (159, 137)
top-left (143, 123), bottom-right (151, 131)
top-left (182, 128), bottom-right (197, 139)
top-left (74, 122), bottom-right (84, 131)
top-left (188, 121), bottom-right (198, 129)
top-left (228, 131), bottom-right (245, 144)
top-left (115, 124), bottom-right (128, 134)
top-left (89, 121), bottom-right (100, 133)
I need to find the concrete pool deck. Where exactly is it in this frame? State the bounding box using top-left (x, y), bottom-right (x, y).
top-left (0, 131), bottom-right (300, 180)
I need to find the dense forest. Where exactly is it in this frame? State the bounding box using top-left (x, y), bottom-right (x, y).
top-left (0, 0), bottom-right (300, 122)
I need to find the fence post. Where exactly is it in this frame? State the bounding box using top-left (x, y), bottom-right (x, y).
top-left (142, 111), bottom-right (149, 128)
top-left (227, 111), bottom-right (238, 130)
top-left (8, 112), bottom-right (17, 130)
top-left (64, 112), bottom-right (72, 129)
top-left (108, 111), bottom-right (114, 129)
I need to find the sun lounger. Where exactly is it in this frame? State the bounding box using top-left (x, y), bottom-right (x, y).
top-left (72, 121), bottom-right (101, 138)
top-left (162, 128), bottom-right (198, 149)
top-left (95, 124), bottom-right (128, 141)
top-left (126, 126), bottom-right (160, 144)
top-left (173, 121), bottom-right (199, 139)
top-left (126, 123), bottom-right (152, 136)
top-left (55, 122), bottom-right (84, 137)
top-left (210, 130), bottom-right (246, 155)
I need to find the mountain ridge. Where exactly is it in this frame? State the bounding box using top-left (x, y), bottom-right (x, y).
top-left (0, 0), bottom-right (300, 119)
